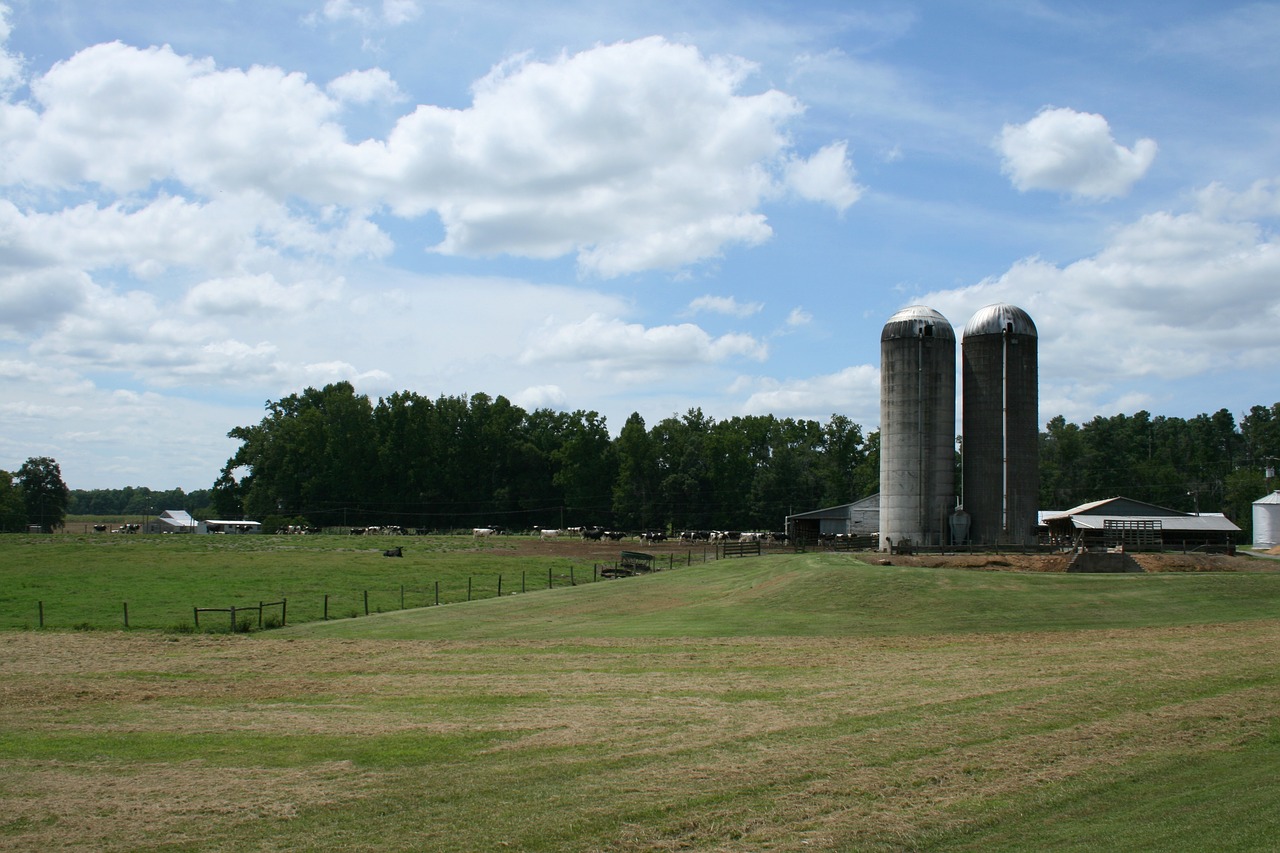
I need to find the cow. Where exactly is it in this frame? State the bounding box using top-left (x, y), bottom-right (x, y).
top-left (473, 527), bottom-right (495, 537)
top-left (382, 546), bottom-right (403, 558)
top-left (540, 528), bottom-right (560, 539)
top-left (581, 527), bottom-right (604, 540)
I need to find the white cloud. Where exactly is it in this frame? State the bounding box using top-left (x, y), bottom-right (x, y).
top-left (739, 364), bottom-right (880, 423)
top-left (687, 295), bottom-right (764, 318)
top-left (0, 36), bottom-right (850, 278)
top-left (0, 2), bottom-right (22, 96)
top-left (916, 183), bottom-right (1280, 414)
top-left (519, 313), bottom-right (768, 383)
top-left (513, 384), bottom-right (567, 410)
top-left (319, 0), bottom-right (421, 27)
top-left (785, 307), bottom-right (813, 328)
top-left (327, 68), bottom-right (405, 104)
top-left (785, 141), bottom-right (863, 211)
top-left (998, 106), bottom-right (1157, 199)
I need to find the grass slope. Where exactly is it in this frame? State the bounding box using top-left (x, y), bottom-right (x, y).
top-left (285, 552), bottom-right (1280, 639)
top-left (3, 541), bottom-right (1280, 850)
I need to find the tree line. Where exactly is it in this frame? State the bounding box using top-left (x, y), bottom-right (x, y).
top-left (211, 382), bottom-right (878, 533)
top-left (211, 382), bottom-right (1279, 536)
top-left (9, 386), bottom-right (1279, 538)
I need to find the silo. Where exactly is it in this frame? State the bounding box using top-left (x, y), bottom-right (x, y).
top-left (961, 303), bottom-right (1038, 546)
top-left (880, 306), bottom-right (956, 550)
top-left (1254, 491), bottom-right (1280, 549)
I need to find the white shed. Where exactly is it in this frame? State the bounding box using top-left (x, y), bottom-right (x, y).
top-left (1253, 491), bottom-right (1280, 549)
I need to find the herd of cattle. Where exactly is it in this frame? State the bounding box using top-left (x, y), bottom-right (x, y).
top-left (473, 526), bottom-right (790, 544)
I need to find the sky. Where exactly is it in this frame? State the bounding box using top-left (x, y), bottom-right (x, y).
top-left (1, 0), bottom-right (1278, 491)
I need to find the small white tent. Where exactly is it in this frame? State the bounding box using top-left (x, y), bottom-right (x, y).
top-left (1254, 491), bottom-right (1280, 549)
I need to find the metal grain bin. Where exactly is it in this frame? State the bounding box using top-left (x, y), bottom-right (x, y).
top-left (961, 303), bottom-right (1039, 546)
top-left (880, 306), bottom-right (956, 550)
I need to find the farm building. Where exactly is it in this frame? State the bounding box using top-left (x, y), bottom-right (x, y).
top-left (1042, 497), bottom-right (1240, 551)
top-left (1254, 491), bottom-right (1280, 549)
top-left (204, 519), bottom-right (262, 534)
top-left (786, 494), bottom-right (880, 542)
top-left (148, 510), bottom-right (200, 534)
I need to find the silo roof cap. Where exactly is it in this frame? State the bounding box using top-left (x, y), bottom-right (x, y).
top-left (881, 305), bottom-right (955, 341)
top-left (963, 303), bottom-right (1037, 338)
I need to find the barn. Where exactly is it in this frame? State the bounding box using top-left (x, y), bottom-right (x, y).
top-left (148, 510), bottom-right (200, 534)
top-left (786, 494), bottom-right (879, 543)
top-left (1042, 497), bottom-right (1240, 551)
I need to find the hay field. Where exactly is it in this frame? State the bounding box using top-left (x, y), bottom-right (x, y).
top-left (2, 553), bottom-right (1279, 850)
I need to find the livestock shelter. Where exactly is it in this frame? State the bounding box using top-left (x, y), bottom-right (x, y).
top-left (1254, 490), bottom-right (1280, 549)
top-left (1042, 496), bottom-right (1240, 551)
top-left (148, 510), bottom-right (200, 534)
top-left (786, 494), bottom-right (879, 543)
top-left (204, 519), bottom-right (262, 534)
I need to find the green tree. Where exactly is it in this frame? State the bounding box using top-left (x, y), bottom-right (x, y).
top-left (0, 470), bottom-right (26, 532)
top-left (612, 413), bottom-right (657, 530)
top-left (17, 456), bottom-right (70, 532)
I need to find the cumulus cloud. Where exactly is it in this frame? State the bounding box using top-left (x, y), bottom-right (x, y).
top-left (917, 181), bottom-right (1280, 415)
top-left (739, 364), bottom-right (880, 423)
top-left (0, 36), bottom-right (856, 278)
top-left (998, 106), bottom-right (1157, 199)
top-left (687, 295), bottom-right (764, 318)
top-left (519, 314), bottom-right (768, 383)
top-left (327, 68), bottom-right (405, 104)
top-left (785, 141), bottom-right (863, 211)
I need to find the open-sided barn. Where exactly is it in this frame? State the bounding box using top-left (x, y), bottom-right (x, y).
top-left (1042, 497), bottom-right (1240, 551)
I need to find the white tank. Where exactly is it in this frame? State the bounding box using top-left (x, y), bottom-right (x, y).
top-left (1254, 491), bottom-right (1280, 549)
top-left (879, 306), bottom-right (956, 550)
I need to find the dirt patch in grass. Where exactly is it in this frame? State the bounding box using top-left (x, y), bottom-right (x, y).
top-left (868, 551), bottom-right (1267, 573)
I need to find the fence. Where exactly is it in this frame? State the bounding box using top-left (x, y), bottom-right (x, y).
top-left (16, 547), bottom-right (733, 632)
top-left (193, 599), bottom-right (287, 632)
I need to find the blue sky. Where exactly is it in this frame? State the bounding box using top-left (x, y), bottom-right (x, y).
top-left (1, 0), bottom-right (1278, 490)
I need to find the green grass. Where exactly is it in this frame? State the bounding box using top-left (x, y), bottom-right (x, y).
top-left (284, 552), bottom-right (1280, 639)
top-left (3, 535), bottom-right (1280, 850)
top-left (0, 532), bottom-right (605, 629)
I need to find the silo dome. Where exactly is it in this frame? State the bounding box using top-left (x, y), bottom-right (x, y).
top-left (879, 306), bottom-right (957, 550)
top-left (961, 303), bottom-right (1039, 546)
top-left (963, 303), bottom-right (1038, 339)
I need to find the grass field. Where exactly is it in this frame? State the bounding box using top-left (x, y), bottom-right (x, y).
top-left (0, 532), bottom-right (633, 630)
top-left (2, 535), bottom-right (1279, 850)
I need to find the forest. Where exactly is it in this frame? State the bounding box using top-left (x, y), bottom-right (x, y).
top-left (200, 382), bottom-right (1280, 537)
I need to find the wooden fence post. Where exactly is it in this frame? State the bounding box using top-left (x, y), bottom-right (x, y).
top-left (230, 605), bottom-right (237, 633)
top-left (548, 567), bottom-right (553, 589)
top-left (571, 566), bottom-right (575, 586)
top-left (282, 598), bottom-right (287, 626)
top-left (467, 577), bottom-right (472, 601)
top-left (258, 602), bottom-right (264, 629)
top-left (498, 575), bottom-right (503, 597)
top-left (193, 606), bottom-right (199, 628)
top-left (323, 594), bottom-right (329, 620)
top-left (363, 590), bottom-right (369, 616)
top-left (522, 571), bottom-right (526, 593)
top-left (400, 585), bottom-right (405, 610)
top-left (123, 602), bottom-right (129, 629)
top-left (434, 580), bottom-right (439, 606)
top-left (38, 600), bottom-right (43, 628)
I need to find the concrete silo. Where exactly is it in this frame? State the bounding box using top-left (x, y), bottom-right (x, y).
top-left (880, 306), bottom-right (956, 550)
top-left (961, 303), bottom-right (1039, 546)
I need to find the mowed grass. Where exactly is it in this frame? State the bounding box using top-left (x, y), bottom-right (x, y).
top-left (0, 532), bottom-right (601, 629)
top-left (2, 537), bottom-right (1279, 850)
